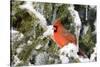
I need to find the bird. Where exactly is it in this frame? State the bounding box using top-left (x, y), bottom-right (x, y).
top-left (52, 18), bottom-right (87, 57)
top-left (51, 18), bottom-right (77, 48)
top-left (43, 18), bottom-right (87, 62)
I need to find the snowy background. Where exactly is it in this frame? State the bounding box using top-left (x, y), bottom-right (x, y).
top-left (1, 2), bottom-right (100, 65)
top-left (10, 0), bottom-right (97, 66)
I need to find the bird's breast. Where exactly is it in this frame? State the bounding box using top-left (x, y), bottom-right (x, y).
top-left (53, 32), bottom-right (77, 48)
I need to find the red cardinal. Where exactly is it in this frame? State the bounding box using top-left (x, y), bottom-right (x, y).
top-left (51, 18), bottom-right (87, 58)
top-left (51, 18), bottom-right (77, 48)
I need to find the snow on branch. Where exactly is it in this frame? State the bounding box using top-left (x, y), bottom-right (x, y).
top-left (19, 1), bottom-right (48, 30)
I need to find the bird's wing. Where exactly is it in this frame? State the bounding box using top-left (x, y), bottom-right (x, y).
top-left (62, 31), bottom-right (77, 44)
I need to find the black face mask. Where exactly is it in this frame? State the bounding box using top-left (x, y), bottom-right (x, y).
top-left (54, 26), bottom-right (57, 32)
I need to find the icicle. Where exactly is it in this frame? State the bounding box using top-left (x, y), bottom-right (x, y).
top-left (51, 4), bottom-right (57, 23)
top-left (85, 5), bottom-right (88, 21)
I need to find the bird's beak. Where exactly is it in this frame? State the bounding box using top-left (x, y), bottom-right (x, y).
top-left (43, 25), bottom-right (54, 37)
top-left (53, 26), bottom-right (56, 31)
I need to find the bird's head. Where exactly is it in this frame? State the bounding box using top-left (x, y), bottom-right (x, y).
top-left (43, 18), bottom-right (64, 40)
top-left (53, 18), bottom-right (64, 33)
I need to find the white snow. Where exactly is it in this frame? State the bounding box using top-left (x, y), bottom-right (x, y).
top-left (19, 43), bottom-right (26, 48)
top-left (11, 29), bottom-right (24, 42)
top-left (59, 43), bottom-right (78, 57)
top-left (28, 62), bottom-right (34, 66)
top-left (89, 5), bottom-right (96, 9)
top-left (35, 52), bottom-right (49, 65)
top-left (92, 20), bottom-right (97, 35)
top-left (60, 55), bottom-right (69, 64)
top-left (78, 56), bottom-right (90, 63)
top-left (90, 47), bottom-right (97, 62)
top-left (68, 5), bottom-right (82, 52)
top-left (43, 25), bottom-right (54, 37)
top-left (58, 43), bottom-right (91, 63)
top-left (16, 47), bottom-right (23, 54)
top-left (13, 55), bottom-right (22, 66)
top-left (68, 5), bottom-right (82, 29)
top-left (35, 44), bottom-right (43, 50)
top-left (19, 1), bottom-right (47, 30)
top-left (27, 40), bottom-right (33, 45)
top-left (11, 29), bottom-right (18, 34)
top-left (59, 43), bottom-right (78, 63)
top-left (83, 25), bottom-right (89, 35)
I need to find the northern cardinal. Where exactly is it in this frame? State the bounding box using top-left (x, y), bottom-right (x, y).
top-left (52, 18), bottom-right (87, 59)
top-left (51, 18), bottom-right (77, 48)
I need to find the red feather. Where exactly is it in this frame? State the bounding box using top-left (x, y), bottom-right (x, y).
top-left (53, 18), bottom-right (77, 48)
